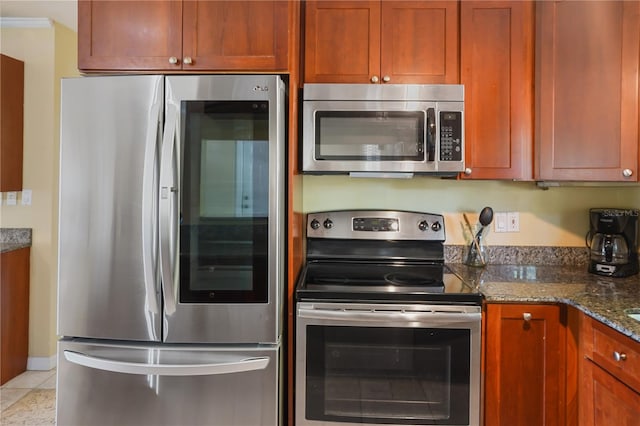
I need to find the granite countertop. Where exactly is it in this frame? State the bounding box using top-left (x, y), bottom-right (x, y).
top-left (449, 263), bottom-right (640, 343)
top-left (0, 228), bottom-right (32, 253)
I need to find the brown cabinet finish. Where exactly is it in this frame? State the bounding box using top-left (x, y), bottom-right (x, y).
top-left (484, 303), bottom-right (565, 426)
top-left (78, 0), bottom-right (183, 71)
top-left (304, 0), bottom-right (380, 83)
top-left (0, 54), bottom-right (24, 192)
top-left (303, 0), bottom-right (458, 84)
top-left (0, 248), bottom-right (30, 385)
top-left (536, 0), bottom-right (640, 181)
top-left (182, 1), bottom-right (289, 71)
top-left (460, 0), bottom-right (534, 180)
top-left (582, 361), bottom-right (640, 426)
top-left (78, 0), bottom-right (290, 72)
top-left (579, 312), bottom-right (640, 425)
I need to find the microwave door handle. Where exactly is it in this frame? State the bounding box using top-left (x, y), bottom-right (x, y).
top-left (63, 350), bottom-right (270, 376)
top-left (159, 103), bottom-right (178, 316)
top-left (426, 108), bottom-right (436, 162)
top-left (141, 79), bottom-right (163, 315)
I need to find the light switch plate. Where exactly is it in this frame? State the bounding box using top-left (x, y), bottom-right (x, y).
top-left (494, 212), bottom-right (508, 233)
top-left (6, 192), bottom-right (17, 206)
top-left (21, 189), bottom-right (32, 205)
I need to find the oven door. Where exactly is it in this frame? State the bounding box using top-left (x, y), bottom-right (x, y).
top-left (295, 302), bottom-right (481, 426)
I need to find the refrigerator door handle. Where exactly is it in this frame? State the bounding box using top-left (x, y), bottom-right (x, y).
top-left (159, 103), bottom-right (178, 315)
top-left (63, 350), bottom-right (270, 376)
top-left (141, 78), bottom-right (163, 315)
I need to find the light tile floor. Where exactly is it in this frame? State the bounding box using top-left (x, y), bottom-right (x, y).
top-left (0, 369), bottom-right (56, 425)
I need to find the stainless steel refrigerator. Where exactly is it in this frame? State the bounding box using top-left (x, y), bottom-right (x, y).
top-left (56, 75), bottom-right (285, 425)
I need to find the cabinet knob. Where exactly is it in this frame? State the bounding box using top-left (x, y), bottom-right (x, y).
top-left (464, 168), bottom-right (472, 175)
top-left (183, 57), bottom-right (193, 65)
top-left (382, 75), bottom-right (391, 82)
top-left (523, 312), bottom-right (532, 322)
top-left (168, 56), bottom-right (179, 65)
top-left (622, 168), bottom-right (633, 178)
top-left (371, 75), bottom-right (379, 83)
top-left (613, 351), bottom-right (627, 362)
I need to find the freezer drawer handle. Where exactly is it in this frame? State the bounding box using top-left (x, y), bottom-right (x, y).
top-left (63, 350), bottom-right (269, 376)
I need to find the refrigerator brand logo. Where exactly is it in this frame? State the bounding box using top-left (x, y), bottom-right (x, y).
top-left (253, 85), bottom-right (269, 92)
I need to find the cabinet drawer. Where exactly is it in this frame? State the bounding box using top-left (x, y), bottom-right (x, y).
top-left (591, 320), bottom-right (640, 393)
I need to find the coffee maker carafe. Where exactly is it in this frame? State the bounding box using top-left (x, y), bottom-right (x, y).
top-left (587, 208), bottom-right (639, 277)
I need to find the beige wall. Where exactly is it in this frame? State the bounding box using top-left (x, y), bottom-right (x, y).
top-left (0, 20), bottom-right (78, 367)
top-left (303, 176), bottom-right (640, 247)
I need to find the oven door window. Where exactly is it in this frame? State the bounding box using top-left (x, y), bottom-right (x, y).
top-left (315, 111), bottom-right (425, 161)
top-left (305, 325), bottom-right (470, 425)
top-left (179, 101), bottom-right (269, 303)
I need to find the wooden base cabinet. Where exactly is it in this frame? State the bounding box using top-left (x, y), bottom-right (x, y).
top-left (0, 248), bottom-right (30, 385)
top-left (303, 0), bottom-right (458, 84)
top-left (484, 303), bottom-right (566, 426)
top-left (579, 314), bottom-right (640, 425)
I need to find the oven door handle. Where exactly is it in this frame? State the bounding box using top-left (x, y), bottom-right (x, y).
top-left (298, 307), bottom-right (481, 324)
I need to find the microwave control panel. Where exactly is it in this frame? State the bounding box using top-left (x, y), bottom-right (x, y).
top-left (439, 111), bottom-right (462, 161)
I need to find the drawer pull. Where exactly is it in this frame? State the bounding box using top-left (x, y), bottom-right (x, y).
top-left (523, 312), bottom-right (532, 322)
top-left (613, 351), bottom-right (627, 362)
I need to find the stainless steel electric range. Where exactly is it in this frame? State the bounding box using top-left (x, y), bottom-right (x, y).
top-left (295, 210), bottom-right (482, 426)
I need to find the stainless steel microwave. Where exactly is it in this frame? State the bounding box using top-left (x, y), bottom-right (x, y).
top-left (302, 84), bottom-right (464, 177)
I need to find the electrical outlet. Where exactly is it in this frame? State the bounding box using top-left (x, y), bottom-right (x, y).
top-left (494, 212), bottom-right (508, 233)
top-left (507, 212), bottom-right (520, 232)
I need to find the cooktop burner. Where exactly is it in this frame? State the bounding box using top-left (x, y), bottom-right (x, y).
top-left (296, 210), bottom-right (483, 305)
top-left (297, 260), bottom-right (481, 304)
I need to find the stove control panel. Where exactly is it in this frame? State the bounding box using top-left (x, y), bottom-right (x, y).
top-left (307, 210), bottom-right (445, 241)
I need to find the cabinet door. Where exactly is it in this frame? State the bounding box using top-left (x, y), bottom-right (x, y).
top-left (580, 360), bottom-right (640, 426)
top-left (381, 1), bottom-right (458, 84)
top-left (304, 0), bottom-right (381, 83)
top-left (0, 248), bottom-right (30, 385)
top-left (78, 0), bottom-right (183, 71)
top-left (0, 54), bottom-right (24, 192)
top-left (536, 0), bottom-right (640, 181)
top-left (460, 0), bottom-right (534, 180)
top-left (182, 0), bottom-right (289, 71)
top-left (485, 304), bottom-right (565, 426)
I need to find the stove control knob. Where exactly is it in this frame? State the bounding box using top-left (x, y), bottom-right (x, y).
top-left (431, 221), bottom-right (442, 232)
top-left (323, 219), bottom-right (334, 229)
top-left (418, 220), bottom-right (429, 231)
top-left (310, 219), bottom-right (321, 230)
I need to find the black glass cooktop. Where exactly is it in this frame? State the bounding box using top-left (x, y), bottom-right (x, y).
top-left (296, 260), bottom-right (482, 304)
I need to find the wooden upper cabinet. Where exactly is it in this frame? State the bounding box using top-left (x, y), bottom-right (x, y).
top-left (78, 0), bottom-right (290, 72)
top-left (182, 1), bottom-right (289, 71)
top-left (484, 303), bottom-right (565, 426)
top-left (304, 0), bottom-right (458, 84)
top-left (304, 1), bottom-right (380, 83)
top-left (0, 54), bottom-right (24, 192)
top-left (460, 0), bottom-right (534, 180)
top-left (78, 0), bottom-right (183, 71)
top-left (536, 0), bottom-right (640, 181)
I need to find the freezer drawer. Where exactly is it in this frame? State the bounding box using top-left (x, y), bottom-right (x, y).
top-left (56, 340), bottom-right (279, 426)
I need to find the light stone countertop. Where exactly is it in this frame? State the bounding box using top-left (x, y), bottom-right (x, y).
top-left (448, 264), bottom-right (640, 343)
top-left (0, 228), bottom-right (32, 253)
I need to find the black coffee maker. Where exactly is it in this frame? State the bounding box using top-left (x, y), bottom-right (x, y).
top-left (587, 208), bottom-right (639, 277)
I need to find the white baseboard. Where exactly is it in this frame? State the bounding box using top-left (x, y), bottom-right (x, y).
top-left (27, 355), bottom-right (57, 371)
